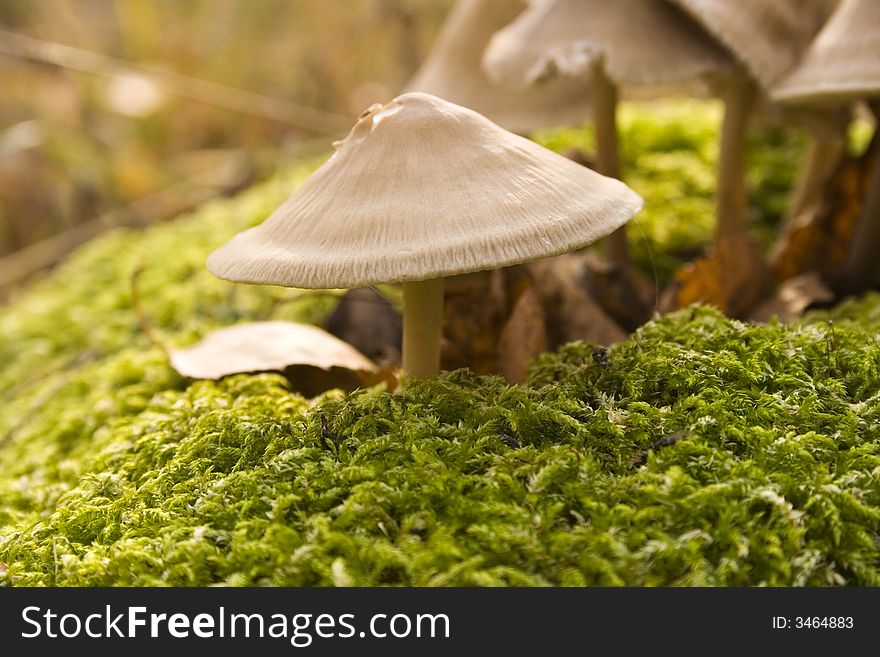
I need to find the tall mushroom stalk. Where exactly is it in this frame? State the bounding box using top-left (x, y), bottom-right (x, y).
top-left (208, 93), bottom-right (643, 379)
top-left (401, 278), bottom-right (444, 378)
top-left (772, 0), bottom-right (880, 292)
top-left (846, 128), bottom-right (880, 288)
top-left (591, 64), bottom-right (628, 264)
top-left (670, 1), bottom-right (838, 239)
top-left (482, 0), bottom-right (732, 272)
top-left (786, 132), bottom-right (846, 222)
top-left (715, 73), bottom-right (757, 244)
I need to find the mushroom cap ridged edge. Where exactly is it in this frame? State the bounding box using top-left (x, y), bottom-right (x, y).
top-left (207, 92), bottom-right (644, 290)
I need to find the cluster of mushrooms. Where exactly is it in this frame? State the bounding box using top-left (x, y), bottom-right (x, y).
top-left (208, 0), bottom-right (879, 380)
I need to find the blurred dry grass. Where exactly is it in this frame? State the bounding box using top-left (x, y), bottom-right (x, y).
top-left (0, 0), bottom-right (452, 260)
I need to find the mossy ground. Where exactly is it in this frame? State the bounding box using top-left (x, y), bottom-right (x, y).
top-left (1, 102), bottom-right (879, 586)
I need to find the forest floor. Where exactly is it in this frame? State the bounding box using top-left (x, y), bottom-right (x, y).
top-left (1, 101), bottom-right (878, 586)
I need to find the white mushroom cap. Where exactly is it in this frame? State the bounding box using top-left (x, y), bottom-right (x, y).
top-left (773, 0), bottom-right (880, 105)
top-left (482, 0), bottom-right (731, 91)
top-left (406, 0), bottom-right (591, 134)
top-left (208, 92), bottom-right (643, 290)
top-left (670, 0), bottom-right (838, 90)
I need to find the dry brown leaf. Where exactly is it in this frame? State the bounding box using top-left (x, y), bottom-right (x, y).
top-left (441, 264), bottom-right (555, 381)
top-left (528, 254), bottom-right (626, 348)
top-left (169, 321), bottom-right (381, 396)
top-left (324, 287), bottom-right (402, 367)
top-left (494, 285), bottom-right (547, 384)
top-left (748, 272), bottom-right (834, 323)
top-left (441, 269), bottom-right (508, 374)
top-left (664, 232), bottom-right (770, 318)
top-left (582, 251), bottom-right (655, 329)
top-left (771, 137), bottom-right (876, 285)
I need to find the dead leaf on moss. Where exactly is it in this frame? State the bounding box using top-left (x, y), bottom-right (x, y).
top-left (0, 562), bottom-right (7, 577)
top-left (324, 287), bottom-right (401, 367)
top-left (771, 137), bottom-right (876, 285)
top-left (528, 254), bottom-right (626, 348)
top-left (442, 269), bottom-right (508, 374)
top-left (494, 285), bottom-right (547, 384)
top-left (169, 321), bottom-right (381, 396)
top-left (663, 232), bottom-right (770, 318)
top-left (582, 251), bottom-right (655, 330)
top-left (748, 272), bottom-right (834, 323)
top-left (441, 265), bottom-right (557, 381)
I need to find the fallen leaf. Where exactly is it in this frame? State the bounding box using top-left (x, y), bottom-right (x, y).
top-left (528, 254), bottom-right (627, 348)
top-left (169, 321), bottom-right (381, 396)
top-left (324, 287), bottom-right (401, 366)
top-left (442, 269), bottom-right (508, 374)
top-left (582, 252), bottom-right (655, 330)
top-left (748, 272), bottom-right (834, 323)
top-left (663, 232), bottom-right (770, 318)
top-left (499, 264), bottom-right (534, 316)
top-left (771, 136), bottom-right (876, 285)
top-left (494, 285), bottom-right (547, 384)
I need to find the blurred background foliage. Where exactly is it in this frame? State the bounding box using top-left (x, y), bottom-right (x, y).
top-left (0, 0), bottom-right (452, 257)
top-left (0, 1), bottom-right (872, 293)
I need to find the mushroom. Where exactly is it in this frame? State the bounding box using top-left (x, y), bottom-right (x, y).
top-left (405, 0), bottom-right (592, 135)
top-left (668, 0), bottom-right (838, 244)
top-left (481, 0), bottom-right (731, 268)
top-left (208, 92), bottom-right (643, 379)
top-left (772, 0), bottom-right (880, 291)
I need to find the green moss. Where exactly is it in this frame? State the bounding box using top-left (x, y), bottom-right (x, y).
top-left (0, 161), bottom-right (335, 543)
top-left (2, 304), bottom-right (880, 586)
top-left (1, 104), bottom-right (878, 587)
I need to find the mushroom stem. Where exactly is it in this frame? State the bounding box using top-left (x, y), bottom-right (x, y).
top-left (842, 147), bottom-right (880, 292)
top-left (402, 277), bottom-right (444, 378)
top-left (592, 64), bottom-right (629, 267)
top-left (716, 74), bottom-right (756, 244)
top-left (787, 133), bottom-right (845, 221)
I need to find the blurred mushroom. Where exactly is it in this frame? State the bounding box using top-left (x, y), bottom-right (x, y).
top-left (406, 0), bottom-right (592, 135)
top-left (772, 0), bottom-right (880, 292)
top-left (482, 0), bottom-right (731, 268)
top-left (208, 92), bottom-right (642, 379)
top-left (669, 0), bottom-right (837, 244)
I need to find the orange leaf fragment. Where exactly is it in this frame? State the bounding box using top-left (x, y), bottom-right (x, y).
top-left (771, 140), bottom-right (876, 286)
top-left (666, 233), bottom-right (770, 317)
